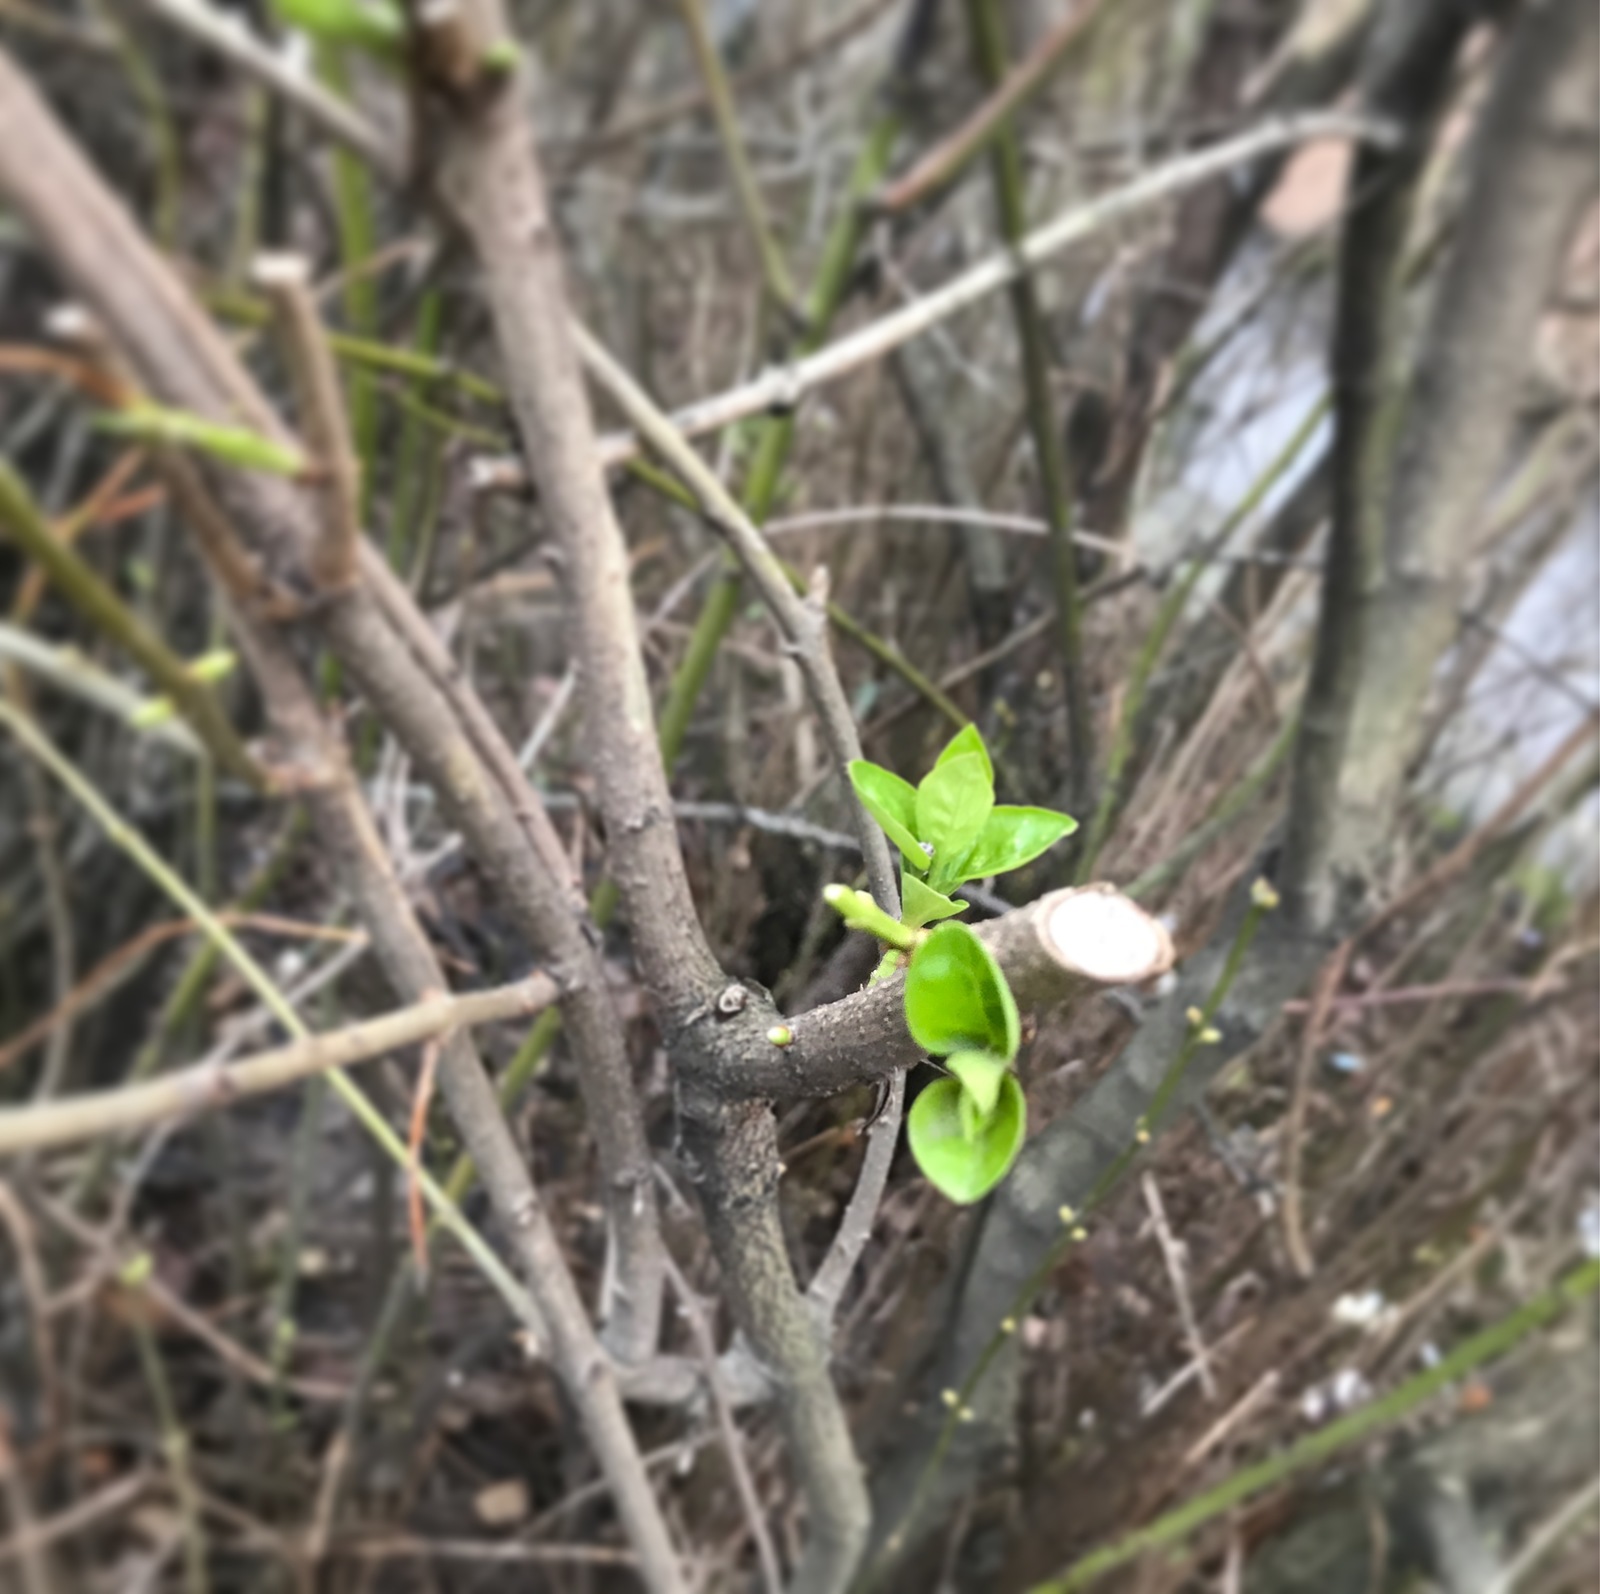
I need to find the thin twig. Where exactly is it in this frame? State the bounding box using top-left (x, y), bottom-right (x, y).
top-left (0, 975), bottom-right (553, 1156)
top-left (0, 463), bottom-right (266, 787)
top-left (121, 1258), bottom-right (210, 1594)
top-left (127, 0), bottom-right (401, 178)
top-left (877, 0), bottom-right (1110, 213)
top-left (251, 253), bottom-right (361, 589)
top-left (474, 112), bottom-right (1395, 490)
top-left (0, 620), bottom-right (203, 757)
top-left (965, 0), bottom-right (1093, 809)
top-left (1487, 1473), bottom-right (1600, 1594)
top-left (673, 0), bottom-right (797, 313)
top-left (661, 1253), bottom-right (784, 1594)
top-left (806, 1070), bottom-right (905, 1325)
top-left (573, 324), bottom-right (900, 918)
top-left (0, 700), bottom-right (555, 1348)
top-left (0, 1415), bottom-right (56, 1594)
top-left (1140, 1172), bottom-right (1217, 1401)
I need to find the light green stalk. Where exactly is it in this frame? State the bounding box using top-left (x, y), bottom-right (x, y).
top-left (1075, 392), bottom-right (1329, 881)
top-left (0, 704), bottom-right (546, 1340)
top-left (1035, 1260), bottom-right (1600, 1591)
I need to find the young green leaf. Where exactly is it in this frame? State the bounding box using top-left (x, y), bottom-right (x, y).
top-left (848, 759), bottom-right (925, 868)
top-left (900, 872), bottom-right (968, 930)
top-left (958, 805), bottom-right (1079, 881)
top-left (935, 722), bottom-right (993, 784)
top-left (273, 0), bottom-right (403, 54)
top-left (908, 1073), bottom-right (1026, 1204)
top-left (915, 752), bottom-right (993, 889)
top-left (904, 922), bottom-right (1020, 1060)
top-left (946, 1049), bottom-right (1008, 1118)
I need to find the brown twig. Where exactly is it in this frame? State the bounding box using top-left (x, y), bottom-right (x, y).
top-left (0, 912), bottom-right (363, 1076)
top-left (876, 0), bottom-right (1109, 214)
top-left (572, 324), bottom-right (900, 917)
top-left (405, 1031), bottom-right (443, 1279)
top-left (661, 1252), bottom-right (784, 1594)
top-left (0, 975), bottom-right (554, 1157)
top-left (473, 112), bottom-right (1396, 490)
top-left (0, 462), bottom-right (266, 788)
top-left (1141, 1172), bottom-right (1217, 1402)
top-left (251, 253), bottom-right (362, 590)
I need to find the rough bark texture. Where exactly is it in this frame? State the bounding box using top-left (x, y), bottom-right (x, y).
top-left (1331, 0), bottom-right (1600, 870)
top-left (1281, 0), bottom-right (1478, 931)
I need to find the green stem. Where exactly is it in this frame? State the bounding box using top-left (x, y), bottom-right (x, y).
top-left (675, 0), bottom-right (797, 313)
top-left (1075, 393), bottom-right (1328, 881)
top-left (122, 1257), bottom-right (209, 1594)
top-left (0, 464), bottom-right (265, 788)
top-left (0, 705), bottom-right (546, 1340)
top-left (389, 291), bottom-right (444, 576)
top-left (965, 0), bottom-right (1092, 809)
top-left (1034, 1260), bottom-right (1600, 1591)
top-left (69, 807), bottom-right (306, 1210)
top-left (655, 110), bottom-right (901, 772)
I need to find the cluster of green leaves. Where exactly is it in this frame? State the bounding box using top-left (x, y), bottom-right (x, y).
top-left (834, 725), bottom-right (1076, 1204)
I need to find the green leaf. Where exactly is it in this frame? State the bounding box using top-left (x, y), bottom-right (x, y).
top-left (900, 871), bottom-right (968, 930)
top-left (958, 805), bottom-right (1079, 881)
top-left (908, 1073), bottom-right (1026, 1204)
top-left (935, 722), bottom-right (993, 785)
top-left (904, 922), bottom-right (1020, 1060)
top-left (98, 405), bottom-right (305, 477)
top-left (915, 753), bottom-right (993, 890)
top-left (848, 759), bottom-right (926, 869)
top-left (946, 1049), bottom-right (1008, 1118)
top-left (273, 0), bottom-right (403, 53)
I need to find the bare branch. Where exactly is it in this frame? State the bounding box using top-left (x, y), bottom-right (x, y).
top-left (472, 112), bottom-right (1397, 494)
top-left (128, 0), bottom-right (402, 179)
top-left (727, 886), bottom-right (1174, 1102)
top-left (806, 1070), bottom-right (905, 1325)
top-left (0, 49), bottom-right (667, 1367)
top-left (251, 253), bottom-right (362, 590)
top-left (573, 324), bottom-right (900, 917)
top-left (0, 976), bottom-right (554, 1157)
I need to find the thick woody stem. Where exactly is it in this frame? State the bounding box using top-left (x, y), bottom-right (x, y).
top-left (426, 17), bottom-right (885, 1586)
top-left (436, 96), bottom-right (724, 1023)
top-left (720, 887), bottom-right (1174, 1102)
